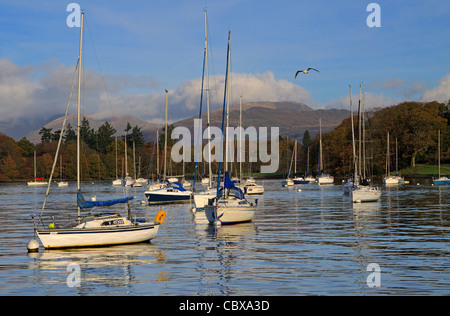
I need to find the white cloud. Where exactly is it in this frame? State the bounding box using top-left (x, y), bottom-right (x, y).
top-left (421, 73), bottom-right (450, 103)
top-left (324, 91), bottom-right (400, 111)
top-left (0, 59), bottom-right (317, 138)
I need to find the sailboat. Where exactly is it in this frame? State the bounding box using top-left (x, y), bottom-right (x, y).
top-left (112, 136), bottom-right (122, 186)
top-left (292, 141), bottom-right (309, 184)
top-left (144, 90), bottom-right (192, 204)
top-left (281, 137), bottom-right (294, 187)
top-left (383, 132), bottom-right (399, 185)
top-left (57, 155), bottom-right (68, 187)
top-left (204, 31), bottom-right (257, 225)
top-left (433, 129), bottom-right (450, 185)
top-left (35, 13), bottom-right (164, 249)
top-left (27, 151), bottom-right (49, 186)
top-left (317, 118), bottom-right (334, 185)
top-left (236, 96), bottom-right (265, 194)
top-left (192, 10), bottom-right (217, 212)
top-left (345, 85), bottom-right (381, 203)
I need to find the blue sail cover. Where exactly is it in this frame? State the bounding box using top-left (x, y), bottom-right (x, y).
top-left (77, 190), bottom-right (134, 210)
top-left (168, 181), bottom-right (187, 191)
top-left (217, 172), bottom-right (245, 200)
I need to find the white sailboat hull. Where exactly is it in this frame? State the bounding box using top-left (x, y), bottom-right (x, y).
top-left (318, 176), bottom-right (334, 185)
top-left (112, 179), bottom-right (122, 186)
top-left (204, 201), bottom-right (256, 224)
top-left (383, 176), bottom-right (399, 185)
top-left (36, 223), bottom-right (159, 249)
top-left (351, 187), bottom-right (382, 203)
top-left (244, 184), bottom-right (264, 195)
top-left (193, 191), bottom-right (216, 210)
top-left (27, 181), bottom-right (48, 186)
top-left (282, 179), bottom-right (294, 187)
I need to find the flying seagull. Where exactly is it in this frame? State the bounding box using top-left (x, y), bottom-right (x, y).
top-left (295, 68), bottom-right (319, 78)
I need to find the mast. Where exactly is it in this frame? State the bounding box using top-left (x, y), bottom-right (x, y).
top-left (164, 89), bottom-right (168, 181)
top-left (349, 85), bottom-right (357, 186)
top-left (77, 12), bottom-right (84, 219)
top-left (318, 118), bottom-right (323, 174)
top-left (34, 151), bottom-right (37, 181)
top-left (124, 130), bottom-right (128, 179)
top-left (294, 141), bottom-right (297, 175)
top-left (115, 136), bottom-right (118, 179)
top-left (438, 129), bottom-right (441, 178)
top-left (216, 31), bottom-right (231, 198)
top-left (358, 84), bottom-right (362, 178)
top-left (193, 39), bottom-right (206, 189)
top-left (286, 137), bottom-right (289, 179)
top-left (239, 95), bottom-right (243, 182)
top-left (225, 30), bottom-right (231, 173)
top-left (156, 128), bottom-right (159, 182)
top-left (386, 132), bottom-right (390, 177)
top-left (205, 10), bottom-right (212, 187)
top-left (362, 85), bottom-right (366, 179)
top-left (133, 141), bottom-right (136, 181)
top-left (306, 146), bottom-right (310, 176)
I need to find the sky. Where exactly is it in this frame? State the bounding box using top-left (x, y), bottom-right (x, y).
top-left (1, 0), bottom-right (450, 139)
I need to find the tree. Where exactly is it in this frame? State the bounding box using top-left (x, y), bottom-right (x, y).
top-left (370, 101), bottom-right (447, 168)
top-left (159, 124), bottom-right (175, 149)
top-left (51, 130), bottom-right (62, 142)
top-left (129, 125), bottom-right (145, 148)
top-left (17, 137), bottom-right (35, 157)
top-left (80, 117), bottom-right (95, 148)
top-left (88, 153), bottom-right (105, 180)
top-left (64, 123), bottom-right (76, 143)
top-left (39, 127), bottom-right (53, 143)
top-left (97, 121), bottom-right (116, 154)
top-left (302, 130), bottom-right (312, 152)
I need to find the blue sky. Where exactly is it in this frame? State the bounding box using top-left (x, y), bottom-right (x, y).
top-left (1, 0), bottom-right (450, 139)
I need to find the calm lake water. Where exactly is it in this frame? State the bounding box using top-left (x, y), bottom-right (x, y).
top-left (0, 180), bottom-right (448, 296)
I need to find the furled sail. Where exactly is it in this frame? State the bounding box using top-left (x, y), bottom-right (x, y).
top-left (77, 190), bottom-right (134, 210)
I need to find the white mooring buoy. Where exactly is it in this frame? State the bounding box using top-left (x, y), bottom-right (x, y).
top-left (27, 239), bottom-right (39, 253)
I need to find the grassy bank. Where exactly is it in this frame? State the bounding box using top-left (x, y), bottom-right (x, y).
top-left (399, 164), bottom-right (450, 176)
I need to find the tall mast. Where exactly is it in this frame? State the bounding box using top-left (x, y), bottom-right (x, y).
top-left (294, 141), bottom-right (297, 175)
top-left (225, 30), bottom-right (231, 173)
top-left (115, 136), bottom-right (118, 179)
top-left (205, 10), bottom-right (212, 187)
top-left (319, 118), bottom-right (323, 174)
top-left (124, 130), bottom-right (128, 179)
top-left (239, 95), bottom-right (243, 181)
top-left (349, 85), bottom-right (357, 185)
top-left (358, 84), bottom-right (362, 178)
top-left (34, 151), bottom-right (37, 181)
top-left (216, 31), bottom-right (231, 198)
top-left (387, 132), bottom-right (390, 177)
top-left (77, 12), bottom-right (84, 219)
top-left (362, 85), bottom-right (366, 179)
top-left (164, 89), bottom-right (168, 181)
top-left (438, 129), bottom-right (441, 178)
top-left (156, 128), bottom-right (159, 182)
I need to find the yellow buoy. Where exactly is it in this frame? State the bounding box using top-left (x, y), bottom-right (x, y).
top-left (154, 210), bottom-right (166, 224)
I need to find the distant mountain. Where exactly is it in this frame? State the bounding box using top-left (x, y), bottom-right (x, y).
top-left (173, 101), bottom-right (349, 141)
top-left (25, 101), bottom-right (349, 144)
top-left (25, 112), bottom-right (162, 144)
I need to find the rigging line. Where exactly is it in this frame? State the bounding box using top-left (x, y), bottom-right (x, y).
top-left (84, 16), bottom-right (115, 116)
top-left (39, 58), bottom-right (80, 227)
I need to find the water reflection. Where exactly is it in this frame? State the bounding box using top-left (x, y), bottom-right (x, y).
top-left (28, 243), bottom-right (165, 295)
top-left (0, 180), bottom-right (448, 295)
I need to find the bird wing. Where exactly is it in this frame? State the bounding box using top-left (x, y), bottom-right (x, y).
top-left (295, 70), bottom-right (302, 78)
top-left (308, 68), bottom-right (319, 72)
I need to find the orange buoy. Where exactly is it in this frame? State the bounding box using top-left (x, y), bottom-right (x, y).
top-left (154, 210), bottom-right (166, 224)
